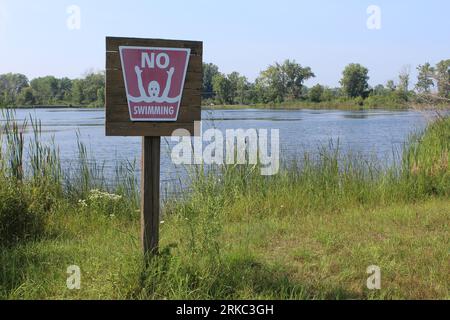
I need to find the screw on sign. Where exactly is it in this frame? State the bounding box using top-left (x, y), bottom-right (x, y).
top-left (105, 37), bottom-right (202, 258)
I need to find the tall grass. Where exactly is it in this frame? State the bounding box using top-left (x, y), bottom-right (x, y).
top-left (0, 110), bottom-right (139, 244)
top-left (402, 115), bottom-right (449, 197)
top-left (172, 117), bottom-right (448, 220)
top-left (1, 110), bottom-right (26, 181)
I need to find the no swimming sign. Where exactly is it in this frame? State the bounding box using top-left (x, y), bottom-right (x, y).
top-left (105, 37), bottom-right (202, 136)
top-left (119, 46), bottom-right (190, 121)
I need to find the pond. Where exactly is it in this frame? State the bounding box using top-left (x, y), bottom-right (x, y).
top-left (1, 108), bottom-right (432, 195)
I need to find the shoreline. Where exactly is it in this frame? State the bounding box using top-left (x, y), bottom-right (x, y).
top-left (0, 104), bottom-right (415, 111)
top-left (3, 103), bottom-right (449, 112)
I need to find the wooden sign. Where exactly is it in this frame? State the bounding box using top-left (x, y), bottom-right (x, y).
top-left (105, 37), bottom-right (202, 136)
top-left (105, 37), bottom-right (203, 257)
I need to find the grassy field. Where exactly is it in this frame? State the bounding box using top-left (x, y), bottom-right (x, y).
top-left (0, 112), bottom-right (449, 300)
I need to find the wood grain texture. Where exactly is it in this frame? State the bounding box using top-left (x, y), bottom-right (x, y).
top-left (105, 37), bottom-right (202, 137)
top-left (106, 121), bottom-right (196, 136)
top-left (141, 136), bottom-right (160, 255)
top-left (106, 37), bottom-right (203, 55)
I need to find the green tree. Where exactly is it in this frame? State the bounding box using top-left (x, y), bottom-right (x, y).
top-left (308, 84), bottom-right (324, 102)
top-left (72, 79), bottom-right (84, 105)
top-left (415, 63), bottom-right (435, 93)
top-left (386, 80), bottom-right (396, 91)
top-left (1, 91), bottom-right (13, 107)
top-left (373, 84), bottom-right (387, 96)
top-left (255, 60), bottom-right (315, 103)
top-left (396, 66), bottom-right (411, 101)
top-left (321, 87), bottom-right (337, 101)
top-left (340, 63), bottom-right (370, 98)
top-left (82, 71), bottom-right (105, 105)
top-left (212, 73), bottom-right (233, 104)
top-left (255, 64), bottom-right (285, 103)
top-left (202, 63), bottom-right (220, 99)
top-left (435, 59), bottom-right (450, 97)
top-left (397, 66), bottom-right (410, 93)
top-left (0, 73), bottom-right (29, 106)
top-left (96, 88), bottom-right (105, 107)
top-left (227, 71), bottom-right (253, 104)
top-left (16, 87), bottom-right (35, 105)
top-left (236, 76), bottom-right (249, 104)
top-left (70, 71), bottom-right (104, 106)
top-left (30, 76), bottom-right (59, 104)
top-left (281, 60), bottom-right (315, 100)
top-left (227, 71), bottom-right (240, 102)
top-left (58, 77), bottom-right (73, 101)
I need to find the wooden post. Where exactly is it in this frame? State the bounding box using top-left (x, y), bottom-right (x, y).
top-left (141, 136), bottom-right (161, 257)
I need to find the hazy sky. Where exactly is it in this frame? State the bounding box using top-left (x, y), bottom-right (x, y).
top-left (0, 0), bottom-right (449, 87)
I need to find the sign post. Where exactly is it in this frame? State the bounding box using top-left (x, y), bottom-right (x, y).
top-left (141, 136), bottom-right (160, 255)
top-left (105, 37), bottom-right (202, 256)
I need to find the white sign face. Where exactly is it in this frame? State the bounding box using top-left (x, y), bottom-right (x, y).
top-left (119, 46), bottom-right (191, 121)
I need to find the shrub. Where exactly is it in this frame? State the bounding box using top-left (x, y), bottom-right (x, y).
top-left (0, 180), bottom-right (44, 246)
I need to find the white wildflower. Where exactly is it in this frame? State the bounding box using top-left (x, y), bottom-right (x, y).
top-left (78, 199), bottom-right (87, 207)
top-left (88, 189), bottom-right (122, 202)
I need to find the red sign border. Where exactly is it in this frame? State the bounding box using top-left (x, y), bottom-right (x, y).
top-left (119, 46), bottom-right (191, 122)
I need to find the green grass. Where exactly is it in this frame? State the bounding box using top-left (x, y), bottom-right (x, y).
top-left (0, 113), bottom-right (449, 299)
top-left (0, 195), bottom-right (447, 299)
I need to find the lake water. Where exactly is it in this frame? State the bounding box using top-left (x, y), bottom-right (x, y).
top-left (1, 108), bottom-right (433, 195)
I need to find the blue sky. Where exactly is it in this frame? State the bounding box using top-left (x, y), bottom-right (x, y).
top-left (0, 0), bottom-right (449, 87)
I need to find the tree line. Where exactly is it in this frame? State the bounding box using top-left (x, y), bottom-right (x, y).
top-left (204, 59), bottom-right (450, 107)
top-left (0, 59), bottom-right (448, 108)
top-left (0, 71), bottom-right (105, 107)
